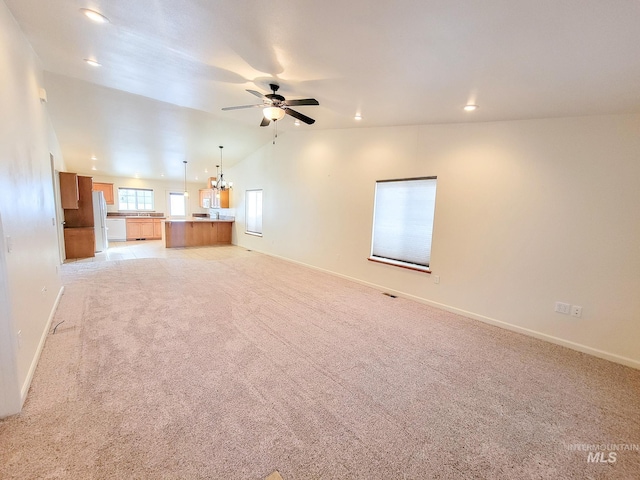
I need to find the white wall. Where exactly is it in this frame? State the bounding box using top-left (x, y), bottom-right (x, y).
top-left (228, 114), bottom-right (640, 367)
top-left (0, 2), bottom-right (64, 416)
top-left (89, 174), bottom-right (208, 217)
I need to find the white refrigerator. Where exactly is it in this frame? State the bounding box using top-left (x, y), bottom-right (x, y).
top-left (92, 191), bottom-right (108, 252)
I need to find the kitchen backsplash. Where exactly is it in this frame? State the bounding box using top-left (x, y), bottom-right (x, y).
top-left (107, 212), bottom-right (165, 217)
top-left (209, 208), bottom-right (236, 217)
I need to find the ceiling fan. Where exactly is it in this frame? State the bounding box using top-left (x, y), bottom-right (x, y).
top-left (222, 83), bottom-right (319, 127)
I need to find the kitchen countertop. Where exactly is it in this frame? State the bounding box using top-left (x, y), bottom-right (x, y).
top-left (107, 213), bottom-right (166, 218)
top-left (165, 218), bottom-right (234, 223)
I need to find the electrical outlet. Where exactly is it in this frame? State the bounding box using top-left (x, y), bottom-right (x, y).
top-left (555, 302), bottom-right (571, 315)
top-left (571, 305), bottom-right (582, 318)
top-left (433, 275), bottom-right (440, 284)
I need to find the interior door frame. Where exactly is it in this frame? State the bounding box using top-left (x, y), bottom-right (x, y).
top-left (49, 153), bottom-right (65, 263)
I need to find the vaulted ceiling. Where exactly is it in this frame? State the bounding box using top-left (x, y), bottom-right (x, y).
top-left (6, 0), bottom-right (640, 180)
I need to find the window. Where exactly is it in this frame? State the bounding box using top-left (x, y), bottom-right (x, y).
top-left (369, 177), bottom-right (437, 272)
top-left (245, 189), bottom-right (263, 236)
top-left (118, 188), bottom-right (154, 211)
top-left (169, 192), bottom-right (186, 217)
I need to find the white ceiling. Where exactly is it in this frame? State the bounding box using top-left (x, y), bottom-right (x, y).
top-left (6, 0), bottom-right (640, 180)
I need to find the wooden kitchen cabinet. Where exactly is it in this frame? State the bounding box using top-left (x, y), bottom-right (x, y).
top-left (126, 220), bottom-right (141, 240)
top-left (93, 182), bottom-right (114, 205)
top-left (217, 222), bottom-right (232, 243)
top-left (141, 221), bottom-right (155, 238)
top-left (63, 176), bottom-right (94, 228)
top-left (165, 221), bottom-right (233, 248)
top-left (219, 189), bottom-right (230, 208)
top-left (59, 172), bottom-right (79, 209)
top-left (199, 188), bottom-right (229, 208)
top-left (62, 174), bottom-right (95, 259)
top-left (126, 218), bottom-right (162, 240)
top-left (199, 189), bottom-right (214, 209)
top-left (64, 227), bottom-right (95, 259)
top-left (153, 219), bottom-right (163, 239)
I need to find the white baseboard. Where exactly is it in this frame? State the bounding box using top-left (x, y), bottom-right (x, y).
top-left (249, 248), bottom-right (640, 370)
top-left (397, 294), bottom-right (640, 370)
top-left (20, 286), bottom-right (64, 404)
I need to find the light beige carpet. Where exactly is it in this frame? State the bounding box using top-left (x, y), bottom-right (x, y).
top-left (1, 248), bottom-right (639, 479)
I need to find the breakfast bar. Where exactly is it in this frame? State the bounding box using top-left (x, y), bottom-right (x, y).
top-left (164, 218), bottom-right (233, 248)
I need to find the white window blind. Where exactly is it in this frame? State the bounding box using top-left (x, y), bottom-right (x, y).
top-left (245, 189), bottom-right (263, 235)
top-left (169, 192), bottom-right (186, 217)
top-left (370, 177), bottom-right (437, 270)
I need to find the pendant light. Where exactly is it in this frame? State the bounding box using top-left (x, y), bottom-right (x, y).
top-left (218, 146), bottom-right (225, 190)
top-left (183, 160), bottom-right (189, 197)
top-left (215, 145), bottom-right (232, 190)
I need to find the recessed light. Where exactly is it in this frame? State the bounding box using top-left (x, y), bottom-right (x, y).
top-left (84, 58), bottom-right (102, 67)
top-left (91, 166), bottom-right (97, 171)
top-left (80, 8), bottom-right (110, 24)
top-left (464, 104), bottom-right (478, 112)
top-left (90, 155), bottom-right (97, 160)
top-left (354, 113), bottom-right (362, 120)
top-left (160, 173), bottom-right (165, 177)
top-left (294, 120), bottom-right (301, 126)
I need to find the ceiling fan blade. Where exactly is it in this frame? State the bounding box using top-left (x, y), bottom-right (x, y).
top-left (260, 117), bottom-right (271, 127)
top-left (284, 98), bottom-right (319, 107)
top-left (221, 104), bottom-right (264, 111)
top-left (284, 108), bottom-right (315, 125)
top-left (247, 89), bottom-right (267, 99)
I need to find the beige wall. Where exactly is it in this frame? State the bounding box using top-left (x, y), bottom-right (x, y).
top-left (228, 114), bottom-right (640, 367)
top-left (0, 3), bottom-right (64, 416)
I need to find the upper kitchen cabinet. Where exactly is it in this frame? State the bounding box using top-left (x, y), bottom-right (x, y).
top-left (199, 189), bottom-right (214, 209)
top-left (93, 182), bottom-right (114, 205)
top-left (62, 174), bottom-right (95, 259)
top-left (63, 176), bottom-right (94, 228)
top-left (59, 172), bottom-right (79, 209)
top-left (218, 190), bottom-right (230, 208)
top-left (202, 177), bottom-right (230, 208)
top-left (199, 188), bottom-right (229, 208)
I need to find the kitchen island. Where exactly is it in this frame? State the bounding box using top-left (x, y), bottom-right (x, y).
top-left (164, 218), bottom-right (233, 248)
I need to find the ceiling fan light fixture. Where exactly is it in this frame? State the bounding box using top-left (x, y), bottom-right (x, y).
top-left (263, 106), bottom-right (285, 121)
top-left (80, 8), bottom-right (110, 24)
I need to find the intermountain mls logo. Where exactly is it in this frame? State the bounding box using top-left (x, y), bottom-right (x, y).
top-left (566, 443), bottom-right (639, 464)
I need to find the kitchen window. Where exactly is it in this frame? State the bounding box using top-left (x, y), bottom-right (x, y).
top-left (118, 188), bottom-right (154, 211)
top-left (369, 177), bottom-right (437, 272)
top-left (245, 189), bottom-right (263, 236)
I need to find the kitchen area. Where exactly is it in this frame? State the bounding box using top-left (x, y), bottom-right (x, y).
top-left (59, 172), bottom-right (235, 260)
